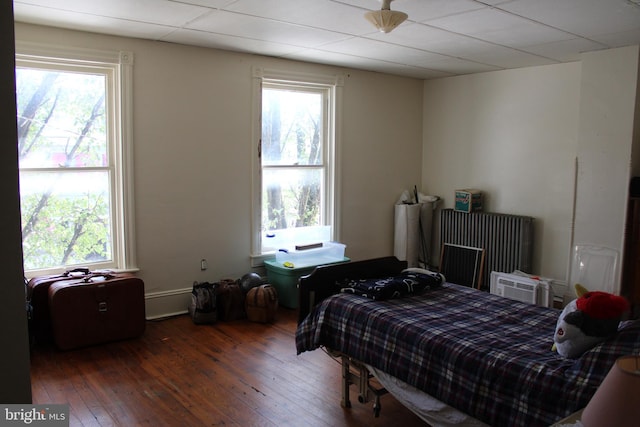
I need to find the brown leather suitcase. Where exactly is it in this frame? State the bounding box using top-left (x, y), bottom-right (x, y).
top-left (48, 273), bottom-right (146, 350)
top-left (27, 268), bottom-right (94, 345)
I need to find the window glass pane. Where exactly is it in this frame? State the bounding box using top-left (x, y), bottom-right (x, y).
top-left (262, 168), bottom-right (322, 231)
top-left (19, 171), bottom-right (112, 271)
top-left (16, 67), bottom-right (107, 169)
top-left (262, 88), bottom-right (323, 166)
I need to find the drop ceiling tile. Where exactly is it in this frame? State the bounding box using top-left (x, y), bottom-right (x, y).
top-left (14, 3), bottom-right (180, 40)
top-left (186, 9), bottom-right (350, 47)
top-left (285, 47), bottom-right (452, 79)
top-left (427, 7), bottom-right (575, 48)
top-left (366, 22), bottom-right (501, 57)
top-left (588, 28), bottom-right (640, 49)
top-left (481, 0), bottom-right (514, 5)
top-left (175, 0), bottom-right (239, 8)
top-left (499, 0), bottom-right (640, 39)
top-left (320, 36), bottom-right (432, 63)
top-left (284, 48), bottom-right (391, 70)
top-left (464, 45), bottom-right (558, 69)
top-left (221, 0), bottom-right (375, 35)
top-left (361, 63), bottom-right (451, 79)
top-left (523, 37), bottom-right (607, 62)
top-left (394, 0), bottom-right (486, 22)
top-left (316, 35), bottom-right (497, 75)
top-left (374, 23), bottom-right (553, 69)
top-left (162, 28), bottom-right (302, 57)
top-left (14, 0), bottom-right (211, 27)
top-left (417, 57), bottom-right (501, 75)
top-left (366, 22), bottom-right (465, 49)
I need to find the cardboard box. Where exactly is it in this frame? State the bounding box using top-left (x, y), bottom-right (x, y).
top-left (455, 189), bottom-right (483, 213)
top-left (264, 257), bottom-right (349, 308)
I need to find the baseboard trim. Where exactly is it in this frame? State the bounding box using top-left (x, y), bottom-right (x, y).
top-left (146, 309), bottom-right (189, 321)
top-left (144, 287), bottom-right (191, 320)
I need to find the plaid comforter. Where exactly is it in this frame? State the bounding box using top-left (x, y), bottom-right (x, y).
top-left (295, 283), bottom-right (640, 427)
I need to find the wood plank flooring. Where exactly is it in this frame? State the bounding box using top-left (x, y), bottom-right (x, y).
top-left (30, 308), bottom-right (427, 426)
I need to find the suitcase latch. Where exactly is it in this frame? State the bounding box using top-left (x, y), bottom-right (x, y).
top-left (98, 301), bottom-right (108, 312)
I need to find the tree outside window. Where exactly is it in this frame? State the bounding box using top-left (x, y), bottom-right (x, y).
top-left (262, 86), bottom-right (323, 232)
top-left (15, 47), bottom-right (133, 275)
top-left (253, 72), bottom-right (339, 257)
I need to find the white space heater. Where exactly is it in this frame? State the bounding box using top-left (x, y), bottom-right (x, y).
top-left (490, 271), bottom-right (553, 307)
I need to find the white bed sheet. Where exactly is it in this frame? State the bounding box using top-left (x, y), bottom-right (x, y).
top-left (366, 364), bottom-right (490, 427)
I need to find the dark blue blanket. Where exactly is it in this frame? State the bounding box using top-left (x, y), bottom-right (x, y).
top-left (338, 269), bottom-right (444, 300)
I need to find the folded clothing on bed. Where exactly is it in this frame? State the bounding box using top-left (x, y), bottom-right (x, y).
top-left (338, 269), bottom-right (444, 300)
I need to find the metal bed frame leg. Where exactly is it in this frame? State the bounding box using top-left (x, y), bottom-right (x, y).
top-left (341, 355), bottom-right (352, 408)
top-left (340, 355), bottom-right (387, 417)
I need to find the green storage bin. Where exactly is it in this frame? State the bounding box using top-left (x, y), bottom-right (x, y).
top-left (264, 257), bottom-right (350, 309)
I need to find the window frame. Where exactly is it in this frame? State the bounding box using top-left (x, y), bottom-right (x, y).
top-left (15, 42), bottom-right (137, 276)
top-left (250, 67), bottom-right (343, 266)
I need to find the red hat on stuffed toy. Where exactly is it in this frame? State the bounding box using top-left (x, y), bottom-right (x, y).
top-left (573, 291), bottom-right (629, 337)
top-left (576, 291), bottom-right (629, 319)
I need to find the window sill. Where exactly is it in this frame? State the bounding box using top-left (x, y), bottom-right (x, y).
top-left (250, 253), bottom-right (276, 268)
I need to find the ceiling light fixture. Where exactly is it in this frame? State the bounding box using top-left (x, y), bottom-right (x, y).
top-left (364, 0), bottom-right (408, 34)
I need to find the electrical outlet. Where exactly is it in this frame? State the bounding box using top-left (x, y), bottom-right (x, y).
top-left (200, 259), bottom-right (208, 271)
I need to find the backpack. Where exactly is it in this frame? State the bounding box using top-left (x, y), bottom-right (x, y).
top-left (188, 281), bottom-right (218, 324)
top-left (216, 279), bottom-right (246, 321)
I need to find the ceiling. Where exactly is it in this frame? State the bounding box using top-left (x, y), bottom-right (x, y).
top-left (13, 0), bottom-right (640, 80)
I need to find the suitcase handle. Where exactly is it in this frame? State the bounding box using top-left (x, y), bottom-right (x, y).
top-left (64, 267), bottom-right (91, 277)
top-left (82, 273), bottom-right (115, 283)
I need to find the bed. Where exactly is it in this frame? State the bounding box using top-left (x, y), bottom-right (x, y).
top-left (295, 257), bottom-right (640, 427)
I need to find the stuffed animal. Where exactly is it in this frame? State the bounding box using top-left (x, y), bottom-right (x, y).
top-left (553, 284), bottom-right (629, 358)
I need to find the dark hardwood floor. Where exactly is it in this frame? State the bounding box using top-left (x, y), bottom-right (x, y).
top-left (30, 307), bottom-right (427, 426)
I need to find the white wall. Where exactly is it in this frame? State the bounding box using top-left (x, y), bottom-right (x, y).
top-left (572, 46), bottom-right (640, 294)
top-left (422, 47), bottom-right (640, 298)
top-left (340, 72), bottom-right (424, 259)
top-left (14, 23), bottom-right (425, 319)
top-left (422, 62), bottom-right (581, 286)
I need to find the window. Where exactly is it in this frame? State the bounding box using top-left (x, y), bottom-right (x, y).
top-left (251, 68), bottom-right (342, 262)
top-left (15, 43), bottom-right (135, 276)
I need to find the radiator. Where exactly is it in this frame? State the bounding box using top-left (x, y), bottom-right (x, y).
top-left (440, 209), bottom-right (534, 290)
